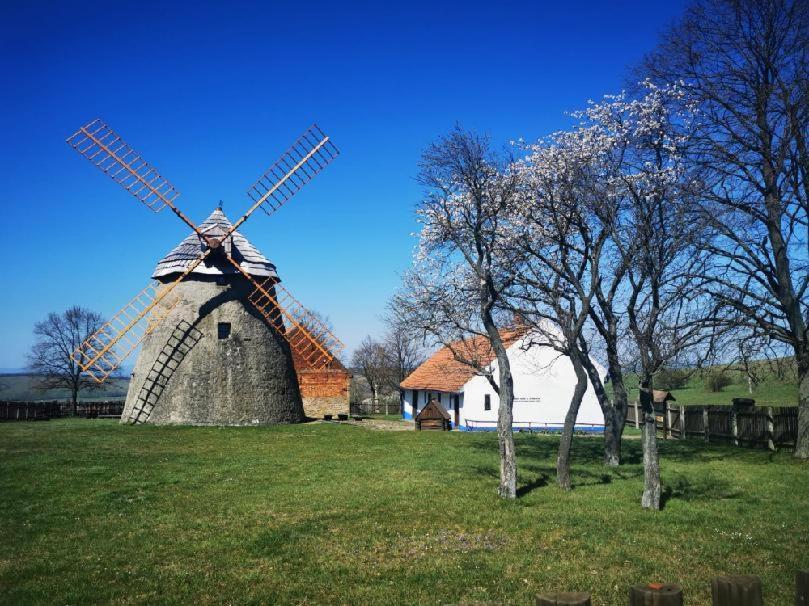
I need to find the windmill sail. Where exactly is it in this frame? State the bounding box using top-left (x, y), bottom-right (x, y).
top-left (225, 256), bottom-right (344, 369)
top-left (66, 119), bottom-right (199, 233)
top-left (243, 124), bottom-right (339, 220)
top-left (71, 254), bottom-right (209, 382)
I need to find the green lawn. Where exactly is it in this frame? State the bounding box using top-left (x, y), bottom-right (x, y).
top-left (1, 420), bottom-right (807, 605)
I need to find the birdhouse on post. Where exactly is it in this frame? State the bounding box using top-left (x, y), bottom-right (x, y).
top-left (415, 398), bottom-right (452, 431)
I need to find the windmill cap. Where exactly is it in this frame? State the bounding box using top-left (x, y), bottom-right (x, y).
top-left (152, 208), bottom-right (278, 280)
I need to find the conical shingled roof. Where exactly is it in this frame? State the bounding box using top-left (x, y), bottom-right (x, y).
top-left (152, 208), bottom-right (278, 279)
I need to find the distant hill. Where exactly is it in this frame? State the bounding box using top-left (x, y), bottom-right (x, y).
top-left (0, 374), bottom-right (130, 402)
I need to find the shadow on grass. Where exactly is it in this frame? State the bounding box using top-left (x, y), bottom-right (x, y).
top-left (253, 515), bottom-right (345, 561)
top-left (660, 473), bottom-right (744, 508)
top-left (472, 457), bottom-right (643, 498)
top-left (466, 431), bottom-right (758, 503)
top-left (516, 473), bottom-right (549, 497)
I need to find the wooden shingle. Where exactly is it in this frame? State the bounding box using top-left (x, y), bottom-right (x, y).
top-left (153, 208), bottom-right (278, 279)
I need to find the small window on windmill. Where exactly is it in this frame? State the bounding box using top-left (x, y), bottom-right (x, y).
top-left (217, 322), bottom-right (231, 339)
top-left (484, 394), bottom-right (491, 411)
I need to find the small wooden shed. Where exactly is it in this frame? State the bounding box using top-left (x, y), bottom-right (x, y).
top-left (415, 398), bottom-right (452, 431)
top-left (653, 390), bottom-right (676, 404)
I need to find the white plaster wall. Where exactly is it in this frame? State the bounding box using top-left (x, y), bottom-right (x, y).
top-left (456, 336), bottom-right (606, 429)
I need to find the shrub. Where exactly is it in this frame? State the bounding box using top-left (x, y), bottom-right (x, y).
top-left (705, 370), bottom-right (733, 392)
top-left (655, 367), bottom-right (689, 390)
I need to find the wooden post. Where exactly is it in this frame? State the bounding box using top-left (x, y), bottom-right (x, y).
top-left (536, 592), bottom-right (591, 605)
top-left (634, 400), bottom-right (640, 429)
top-left (703, 407), bottom-right (710, 443)
top-left (629, 583), bottom-right (683, 605)
top-left (665, 403), bottom-right (672, 439)
top-left (796, 569), bottom-right (809, 606)
top-left (731, 407), bottom-right (739, 446)
top-left (711, 575), bottom-right (762, 606)
top-left (765, 406), bottom-right (775, 451)
top-left (679, 405), bottom-right (686, 439)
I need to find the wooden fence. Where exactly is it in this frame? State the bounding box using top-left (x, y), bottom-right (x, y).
top-left (625, 402), bottom-right (797, 450)
top-left (0, 400), bottom-right (125, 421)
top-left (350, 398), bottom-right (402, 416)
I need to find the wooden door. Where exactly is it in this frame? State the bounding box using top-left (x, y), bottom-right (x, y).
top-left (453, 394), bottom-right (460, 428)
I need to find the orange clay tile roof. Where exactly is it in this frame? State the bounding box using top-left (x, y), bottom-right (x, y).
top-left (400, 328), bottom-right (525, 392)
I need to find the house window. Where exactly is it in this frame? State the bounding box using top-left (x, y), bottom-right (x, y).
top-left (217, 322), bottom-right (231, 339)
top-left (484, 394), bottom-right (491, 411)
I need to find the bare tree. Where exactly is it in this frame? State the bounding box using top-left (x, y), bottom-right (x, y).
top-left (351, 336), bottom-right (389, 412)
top-left (26, 306), bottom-right (105, 414)
top-left (395, 127), bottom-right (524, 499)
top-left (643, 0), bottom-right (809, 458)
top-left (381, 309), bottom-right (424, 411)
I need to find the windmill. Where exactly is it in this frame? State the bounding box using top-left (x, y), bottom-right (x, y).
top-left (65, 119), bottom-right (343, 425)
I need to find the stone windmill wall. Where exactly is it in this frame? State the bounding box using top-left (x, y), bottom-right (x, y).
top-left (120, 208), bottom-right (306, 426)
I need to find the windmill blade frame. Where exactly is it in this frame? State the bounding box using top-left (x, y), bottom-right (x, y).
top-left (66, 118), bottom-right (200, 234)
top-left (226, 124), bottom-right (339, 237)
top-left (71, 250), bottom-right (211, 382)
top-left (224, 254), bottom-right (344, 369)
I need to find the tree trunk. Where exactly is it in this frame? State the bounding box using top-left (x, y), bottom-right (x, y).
top-left (639, 377), bottom-right (661, 509)
top-left (605, 361), bottom-right (629, 466)
top-left (483, 313), bottom-right (517, 499)
top-left (557, 353), bottom-right (588, 490)
top-left (496, 366), bottom-right (517, 499)
top-left (603, 406), bottom-right (626, 466)
top-left (796, 356), bottom-right (809, 460)
top-left (580, 347), bottom-right (626, 466)
top-left (71, 385), bottom-right (79, 417)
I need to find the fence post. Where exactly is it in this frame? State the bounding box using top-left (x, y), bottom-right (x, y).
top-left (629, 583), bottom-right (683, 605)
top-left (679, 405), bottom-right (686, 439)
top-left (765, 406), bottom-right (775, 451)
top-left (634, 400), bottom-right (640, 429)
top-left (535, 591), bottom-right (591, 605)
top-left (711, 575), bottom-right (762, 606)
top-left (665, 404), bottom-right (672, 439)
top-left (797, 569), bottom-right (809, 605)
top-left (703, 407), bottom-right (710, 443)
top-left (731, 407), bottom-right (739, 446)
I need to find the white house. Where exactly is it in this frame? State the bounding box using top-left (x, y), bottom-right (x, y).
top-left (400, 328), bottom-right (605, 431)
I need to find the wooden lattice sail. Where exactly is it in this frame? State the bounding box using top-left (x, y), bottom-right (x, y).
top-left (230, 258), bottom-right (344, 369)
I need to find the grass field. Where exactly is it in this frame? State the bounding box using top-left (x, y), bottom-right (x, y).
top-left (1, 420), bottom-right (807, 605)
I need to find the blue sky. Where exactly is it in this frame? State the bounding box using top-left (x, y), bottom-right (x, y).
top-left (0, 0), bottom-right (686, 369)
